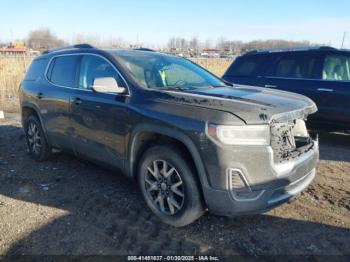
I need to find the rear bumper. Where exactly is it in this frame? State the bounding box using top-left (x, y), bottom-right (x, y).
top-left (202, 140), bottom-right (318, 216)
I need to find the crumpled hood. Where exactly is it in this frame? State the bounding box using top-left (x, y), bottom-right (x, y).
top-left (158, 85), bottom-right (318, 124)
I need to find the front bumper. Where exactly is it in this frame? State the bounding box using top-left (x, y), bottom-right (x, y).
top-left (201, 140), bottom-right (319, 216)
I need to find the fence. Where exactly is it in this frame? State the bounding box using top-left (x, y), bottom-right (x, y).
top-left (0, 56), bottom-right (233, 112)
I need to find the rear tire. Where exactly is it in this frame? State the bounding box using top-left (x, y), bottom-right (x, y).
top-left (24, 115), bottom-right (52, 161)
top-left (138, 145), bottom-right (204, 227)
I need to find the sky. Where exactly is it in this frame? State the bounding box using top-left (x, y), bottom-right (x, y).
top-left (1, 0), bottom-right (350, 48)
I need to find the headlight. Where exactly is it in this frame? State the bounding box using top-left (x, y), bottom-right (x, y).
top-left (207, 124), bottom-right (270, 146)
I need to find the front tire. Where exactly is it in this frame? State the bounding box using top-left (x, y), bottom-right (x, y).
top-left (24, 115), bottom-right (51, 161)
top-left (138, 145), bottom-right (204, 227)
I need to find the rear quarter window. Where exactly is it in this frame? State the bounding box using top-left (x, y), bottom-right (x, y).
top-left (24, 58), bottom-right (48, 81)
top-left (225, 55), bottom-right (266, 77)
top-left (47, 55), bottom-right (80, 87)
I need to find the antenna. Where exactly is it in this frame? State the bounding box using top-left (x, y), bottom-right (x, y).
top-left (341, 31), bottom-right (346, 49)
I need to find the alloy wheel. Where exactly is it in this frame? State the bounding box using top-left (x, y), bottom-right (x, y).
top-left (27, 122), bottom-right (41, 155)
top-left (145, 160), bottom-right (185, 215)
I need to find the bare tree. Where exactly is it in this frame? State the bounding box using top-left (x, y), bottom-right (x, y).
top-left (74, 34), bottom-right (105, 47)
top-left (189, 37), bottom-right (199, 53)
top-left (166, 36), bottom-right (319, 56)
top-left (27, 28), bottom-right (65, 49)
top-left (179, 38), bottom-right (187, 50)
top-left (108, 37), bottom-right (128, 48)
top-left (204, 38), bottom-right (213, 49)
top-left (243, 40), bottom-right (311, 51)
top-left (167, 37), bottom-right (188, 52)
top-left (216, 37), bottom-right (226, 49)
top-left (167, 37), bottom-right (176, 50)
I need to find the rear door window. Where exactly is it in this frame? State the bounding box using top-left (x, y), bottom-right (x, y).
top-left (267, 54), bottom-right (318, 79)
top-left (47, 55), bottom-right (80, 87)
top-left (322, 54), bottom-right (350, 81)
top-left (226, 55), bottom-right (266, 77)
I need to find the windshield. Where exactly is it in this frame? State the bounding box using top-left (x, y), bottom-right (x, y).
top-left (115, 53), bottom-right (227, 90)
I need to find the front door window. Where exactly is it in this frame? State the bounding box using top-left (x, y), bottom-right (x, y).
top-left (79, 55), bottom-right (125, 90)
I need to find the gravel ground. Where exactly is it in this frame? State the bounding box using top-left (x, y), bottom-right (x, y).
top-left (0, 113), bottom-right (349, 257)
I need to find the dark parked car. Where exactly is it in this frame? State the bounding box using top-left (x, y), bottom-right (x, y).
top-left (20, 45), bottom-right (318, 226)
top-left (223, 46), bottom-right (350, 131)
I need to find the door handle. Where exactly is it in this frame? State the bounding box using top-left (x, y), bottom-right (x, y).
top-left (36, 92), bottom-right (43, 99)
top-left (265, 84), bottom-right (277, 88)
top-left (317, 88), bottom-right (334, 92)
top-left (73, 97), bottom-right (82, 105)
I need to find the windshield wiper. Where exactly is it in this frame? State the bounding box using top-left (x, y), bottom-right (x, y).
top-left (161, 86), bottom-right (194, 91)
top-left (159, 85), bottom-right (225, 91)
top-left (194, 85), bottom-right (216, 89)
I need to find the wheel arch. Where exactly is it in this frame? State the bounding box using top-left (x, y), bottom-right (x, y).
top-left (128, 124), bottom-right (209, 190)
top-left (21, 102), bottom-right (48, 140)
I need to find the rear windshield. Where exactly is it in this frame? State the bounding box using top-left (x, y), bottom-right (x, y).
top-left (24, 58), bottom-right (48, 81)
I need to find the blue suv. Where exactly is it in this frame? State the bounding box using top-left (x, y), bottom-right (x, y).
top-left (223, 46), bottom-right (350, 131)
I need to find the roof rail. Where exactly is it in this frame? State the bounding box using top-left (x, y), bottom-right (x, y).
top-left (317, 46), bottom-right (337, 50)
top-left (244, 45), bottom-right (337, 55)
top-left (133, 48), bottom-right (156, 52)
top-left (42, 43), bottom-right (94, 54)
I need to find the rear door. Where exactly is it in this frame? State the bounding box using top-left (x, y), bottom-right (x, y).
top-left (43, 55), bottom-right (80, 149)
top-left (70, 54), bottom-right (130, 169)
top-left (314, 53), bottom-right (350, 126)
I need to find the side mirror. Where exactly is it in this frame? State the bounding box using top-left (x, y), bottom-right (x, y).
top-left (91, 77), bottom-right (126, 94)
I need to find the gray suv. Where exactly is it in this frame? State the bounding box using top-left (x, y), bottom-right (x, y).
top-left (20, 45), bottom-right (319, 226)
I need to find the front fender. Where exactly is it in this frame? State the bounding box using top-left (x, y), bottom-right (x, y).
top-left (127, 123), bottom-right (210, 190)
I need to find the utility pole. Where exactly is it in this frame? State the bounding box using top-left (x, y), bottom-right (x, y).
top-left (341, 31), bottom-right (346, 49)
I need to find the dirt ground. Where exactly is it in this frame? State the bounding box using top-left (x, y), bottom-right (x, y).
top-left (0, 113), bottom-right (349, 257)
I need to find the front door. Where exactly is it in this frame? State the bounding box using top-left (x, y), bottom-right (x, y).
top-left (70, 54), bottom-right (130, 169)
top-left (259, 53), bottom-right (324, 121)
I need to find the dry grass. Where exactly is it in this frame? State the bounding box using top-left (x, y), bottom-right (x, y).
top-left (190, 58), bottom-right (232, 76)
top-left (0, 56), bottom-right (231, 113)
top-left (0, 56), bottom-right (33, 112)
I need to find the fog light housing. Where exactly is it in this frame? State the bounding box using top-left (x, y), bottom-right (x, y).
top-left (229, 169), bottom-right (248, 192)
top-left (228, 169), bottom-right (265, 201)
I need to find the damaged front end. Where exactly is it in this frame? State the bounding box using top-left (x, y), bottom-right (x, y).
top-left (269, 104), bottom-right (318, 164)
